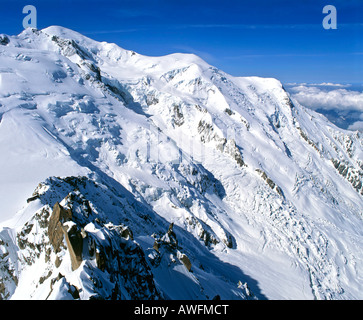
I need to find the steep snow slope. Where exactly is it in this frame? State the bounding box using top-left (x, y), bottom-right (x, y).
top-left (0, 26), bottom-right (362, 300)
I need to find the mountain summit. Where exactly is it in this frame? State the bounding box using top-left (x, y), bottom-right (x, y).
top-left (0, 26), bottom-right (362, 300)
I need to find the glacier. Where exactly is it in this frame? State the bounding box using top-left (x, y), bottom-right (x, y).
top-left (0, 26), bottom-right (362, 300)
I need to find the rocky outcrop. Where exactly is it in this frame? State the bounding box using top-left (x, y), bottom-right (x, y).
top-left (51, 35), bottom-right (90, 60)
top-left (85, 222), bottom-right (160, 299)
top-left (0, 35), bottom-right (9, 46)
top-left (48, 202), bottom-right (72, 254)
top-left (48, 202), bottom-right (85, 271)
top-left (26, 195), bottom-right (40, 203)
top-left (256, 169), bottom-right (284, 197)
top-left (0, 176), bottom-right (165, 300)
top-left (198, 120), bottom-right (245, 167)
top-left (222, 139), bottom-right (245, 167)
top-left (297, 126), bottom-right (321, 155)
top-left (165, 223), bottom-right (178, 247)
top-left (62, 223), bottom-right (84, 271)
top-left (179, 253), bottom-right (192, 272)
top-left (332, 159), bottom-right (363, 196)
top-left (173, 104), bottom-right (184, 127)
top-left (151, 223), bottom-right (193, 273)
top-left (0, 231), bottom-right (18, 300)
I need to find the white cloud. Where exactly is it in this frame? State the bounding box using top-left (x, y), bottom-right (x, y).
top-left (310, 83), bottom-right (351, 87)
top-left (288, 85), bottom-right (363, 112)
top-left (285, 83), bottom-right (363, 132)
top-left (348, 121), bottom-right (363, 131)
top-left (287, 82), bottom-right (351, 87)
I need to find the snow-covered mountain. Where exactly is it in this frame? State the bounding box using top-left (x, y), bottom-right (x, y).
top-left (0, 26), bottom-right (362, 300)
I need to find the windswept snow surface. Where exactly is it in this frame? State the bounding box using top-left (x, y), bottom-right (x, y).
top-left (0, 26), bottom-right (362, 300)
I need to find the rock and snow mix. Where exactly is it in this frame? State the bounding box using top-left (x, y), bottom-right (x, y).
top-left (0, 26), bottom-right (362, 300)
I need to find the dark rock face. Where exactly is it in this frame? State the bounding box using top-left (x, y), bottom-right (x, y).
top-left (197, 120), bottom-right (245, 168)
top-left (166, 223), bottom-right (178, 247)
top-left (173, 104), bottom-right (184, 127)
top-left (0, 233), bottom-right (17, 300)
top-left (85, 222), bottom-right (161, 300)
top-left (63, 224), bottom-right (84, 271)
top-left (48, 202), bottom-right (72, 254)
top-left (26, 195), bottom-right (40, 203)
top-left (150, 223), bottom-right (193, 273)
top-left (256, 169), bottom-right (284, 197)
top-left (332, 159), bottom-right (363, 196)
top-left (0, 35), bottom-right (9, 46)
top-left (48, 202), bottom-right (84, 271)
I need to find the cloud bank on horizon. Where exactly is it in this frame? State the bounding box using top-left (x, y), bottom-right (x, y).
top-left (285, 83), bottom-right (363, 132)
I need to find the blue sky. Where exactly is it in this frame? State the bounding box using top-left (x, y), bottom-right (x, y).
top-left (0, 0), bottom-right (362, 84)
